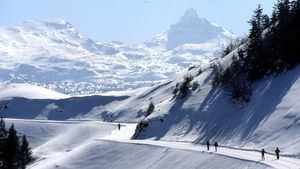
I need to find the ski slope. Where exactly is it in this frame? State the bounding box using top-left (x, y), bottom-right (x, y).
top-left (6, 119), bottom-right (300, 169)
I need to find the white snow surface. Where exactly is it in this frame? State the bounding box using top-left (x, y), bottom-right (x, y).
top-left (0, 9), bottom-right (234, 95)
top-left (8, 118), bottom-right (300, 169)
top-left (0, 83), bottom-right (69, 100)
top-left (0, 8), bottom-right (299, 169)
top-left (1, 50), bottom-right (300, 160)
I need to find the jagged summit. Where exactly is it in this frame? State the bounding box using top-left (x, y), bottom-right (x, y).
top-left (181, 8), bottom-right (200, 19)
top-left (178, 8), bottom-right (214, 28)
top-left (166, 8), bottom-right (234, 50)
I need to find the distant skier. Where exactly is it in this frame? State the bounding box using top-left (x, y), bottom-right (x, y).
top-left (261, 149), bottom-right (266, 161)
top-left (206, 140), bottom-right (210, 151)
top-left (275, 148), bottom-right (280, 160)
top-left (117, 123), bottom-right (121, 130)
top-left (214, 142), bottom-right (219, 152)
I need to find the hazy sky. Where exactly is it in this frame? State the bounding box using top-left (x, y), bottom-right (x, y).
top-left (0, 0), bottom-right (276, 44)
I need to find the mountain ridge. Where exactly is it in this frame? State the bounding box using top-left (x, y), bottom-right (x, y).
top-left (0, 9), bottom-right (234, 95)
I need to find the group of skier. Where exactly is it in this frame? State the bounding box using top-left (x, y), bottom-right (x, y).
top-left (261, 148), bottom-right (280, 161)
top-left (206, 140), bottom-right (219, 152)
top-left (117, 124), bottom-right (282, 161)
top-left (206, 140), bottom-right (281, 161)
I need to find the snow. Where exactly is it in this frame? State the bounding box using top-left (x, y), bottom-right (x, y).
top-left (0, 6), bottom-right (298, 169)
top-left (0, 83), bottom-right (69, 100)
top-left (166, 8), bottom-right (234, 50)
top-left (5, 118), bottom-right (300, 169)
top-left (0, 9), bottom-right (234, 95)
top-left (1, 62), bottom-right (300, 160)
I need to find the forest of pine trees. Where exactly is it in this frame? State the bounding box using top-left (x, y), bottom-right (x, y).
top-left (212, 0), bottom-right (300, 103)
top-left (0, 118), bottom-right (33, 169)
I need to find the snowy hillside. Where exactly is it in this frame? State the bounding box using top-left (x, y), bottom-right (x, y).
top-left (5, 119), bottom-right (277, 169)
top-left (1, 55), bottom-right (300, 160)
top-left (0, 9), bottom-right (234, 95)
top-left (0, 83), bottom-right (69, 100)
top-left (1, 51), bottom-right (300, 168)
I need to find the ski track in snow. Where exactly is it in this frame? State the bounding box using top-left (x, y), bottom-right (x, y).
top-left (98, 123), bottom-right (300, 169)
top-left (6, 119), bottom-right (300, 169)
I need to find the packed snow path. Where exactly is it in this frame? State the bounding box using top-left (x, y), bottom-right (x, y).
top-left (6, 119), bottom-right (300, 169)
top-left (98, 123), bottom-right (300, 169)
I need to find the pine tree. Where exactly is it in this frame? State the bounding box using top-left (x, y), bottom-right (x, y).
top-left (247, 4), bottom-right (264, 81)
top-left (3, 124), bottom-right (20, 169)
top-left (211, 63), bottom-right (224, 87)
top-left (0, 117), bottom-right (7, 168)
top-left (145, 102), bottom-right (155, 117)
top-left (275, 0), bottom-right (291, 68)
top-left (262, 14), bottom-right (270, 29)
top-left (19, 135), bottom-right (33, 169)
top-left (289, 0), bottom-right (300, 65)
top-left (277, 0), bottom-right (291, 27)
top-left (179, 75), bottom-right (193, 96)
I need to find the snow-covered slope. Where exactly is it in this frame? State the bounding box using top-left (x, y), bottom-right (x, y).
top-left (6, 119), bottom-right (274, 169)
top-left (127, 61), bottom-right (300, 157)
top-left (0, 9), bottom-right (234, 95)
top-left (0, 83), bottom-right (69, 100)
top-left (2, 62), bottom-right (300, 158)
top-left (1, 62), bottom-right (300, 168)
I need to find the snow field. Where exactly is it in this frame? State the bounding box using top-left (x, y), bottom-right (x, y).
top-left (6, 119), bottom-right (299, 169)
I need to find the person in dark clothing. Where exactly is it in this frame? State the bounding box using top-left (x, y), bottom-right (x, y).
top-left (214, 142), bottom-right (218, 152)
top-left (261, 149), bottom-right (266, 161)
top-left (117, 123), bottom-right (121, 130)
top-left (275, 148), bottom-right (280, 160)
top-left (206, 140), bottom-right (210, 151)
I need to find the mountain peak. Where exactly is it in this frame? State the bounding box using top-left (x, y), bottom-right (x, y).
top-left (166, 8), bottom-right (234, 50)
top-left (182, 8), bottom-right (199, 19)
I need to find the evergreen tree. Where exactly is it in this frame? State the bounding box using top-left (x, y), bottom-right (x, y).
top-left (0, 117), bottom-right (7, 168)
top-left (211, 63), bottom-right (224, 87)
top-left (289, 0), bottom-right (300, 65)
top-left (145, 102), bottom-right (155, 117)
top-left (179, 75), bottom-right (193, 96)
top-left (275, 0), bottom-right (291, 68)
top-left (247, 4), bottom-right (264, 81)
top-left (19, 135), bottom-right (33, 169)
top-left (3, 124), bottom-right (20, 169)
top-left (262, 14), bottom-right (270, 29)
top-left (270, 4), bottom-right (279, 25)
top-left (277, 0), bottom-right (291, 27)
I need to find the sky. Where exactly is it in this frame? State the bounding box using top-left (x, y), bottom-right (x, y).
top-left (0, 0), bottom-right (276, 45)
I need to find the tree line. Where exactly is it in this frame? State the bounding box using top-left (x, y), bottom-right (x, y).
top-left (212, 0), bottom-right (300, 103)
top-left (0, 118), bottom-right (33, 169)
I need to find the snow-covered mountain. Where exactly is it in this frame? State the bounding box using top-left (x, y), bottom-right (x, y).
top-left (1, 49), bottom-right (300, 168)
top-left (0, 9), bottom-right (234, 95)
top-left (166, 8), bottom-right (233, 50)
top-left (2, 47), bottom-right (300, 157)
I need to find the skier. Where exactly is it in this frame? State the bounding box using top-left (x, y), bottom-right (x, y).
top-left (117, 123), bottom-right (121, 130)
top-left (261, 149), bottom-right (266, 161)
top-left (275, 148), bottom-right (280, 160)
top-left (214, 142), bottom-right (219, 152)
top-left (206, 140), bottom-right (210, 151)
